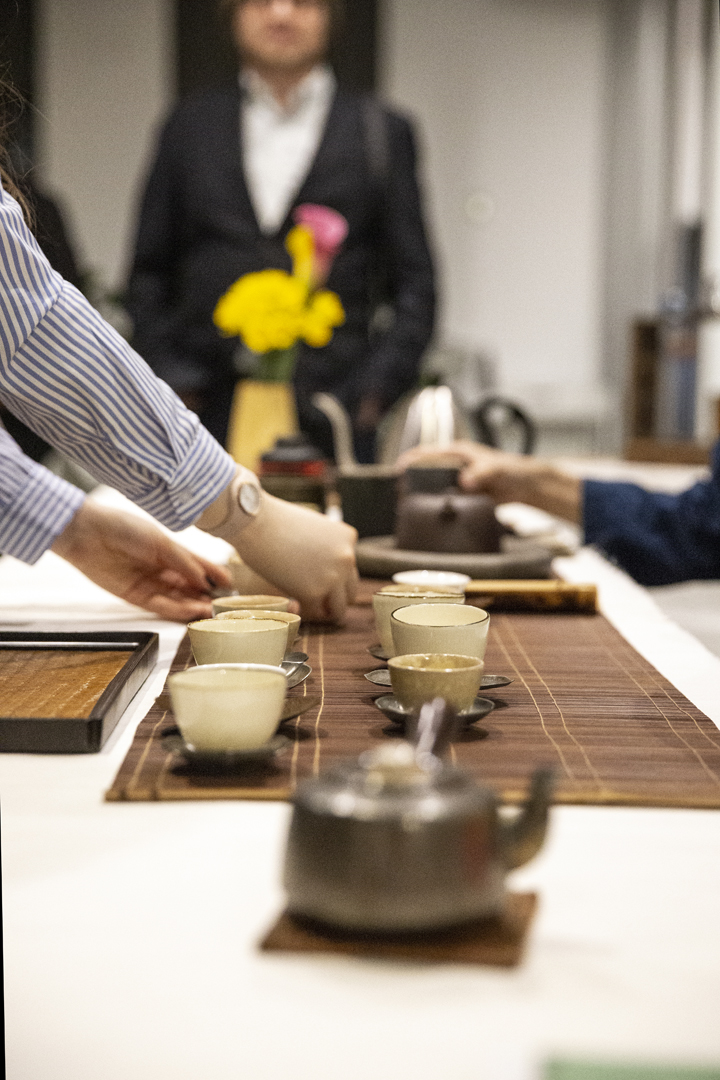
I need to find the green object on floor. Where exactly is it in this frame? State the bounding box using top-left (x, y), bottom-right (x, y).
top-left (544, 1062), bottom-right (720, 1080)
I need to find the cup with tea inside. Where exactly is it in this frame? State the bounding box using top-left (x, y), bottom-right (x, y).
top-left (213, 608), bottom-right (301, 649)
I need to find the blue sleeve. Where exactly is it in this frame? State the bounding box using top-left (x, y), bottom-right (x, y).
top-left (0, 185), bottom-right (235, 532)
top-left (582, 441), bottom-right (720, 585)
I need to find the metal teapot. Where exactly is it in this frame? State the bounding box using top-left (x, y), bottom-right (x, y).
top-left (283, 701), bottom-right (553, 933)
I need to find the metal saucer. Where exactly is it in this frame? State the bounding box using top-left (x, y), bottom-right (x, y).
top-left (364, 668), bottom-right (513, 691)
top-left (364, 668), bottom-right (392, 686)
top-left (162, 727), bottom-right (290, 769)
top-left (368, 643), bottom-right (392, 661)
top-left (285, 651), bottom-right (309, 664)
top-left (373, 693), bottom-right (494, 730)
top-left (279, 695), bottom-right (321, 723)
top-left (481, 674), bottom-right (513, 689)
top-left (286, 663), bottom-right (312, 689)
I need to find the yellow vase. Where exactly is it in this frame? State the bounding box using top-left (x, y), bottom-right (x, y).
top-left (226, 380), bottom-right (299, 471)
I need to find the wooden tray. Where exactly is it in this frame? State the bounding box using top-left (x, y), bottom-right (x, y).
top-left (0, 631), bottom-right (159, 753)
top-left (355, 535), bottom-right (553, 579)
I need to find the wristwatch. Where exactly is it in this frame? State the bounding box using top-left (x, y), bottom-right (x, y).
top-left (196, 467), bottom-right (263, 540)
top-left (237, 478), bottom-right (261, 518)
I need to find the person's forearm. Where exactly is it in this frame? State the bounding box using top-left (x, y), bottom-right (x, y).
top-left (195, 466), bottom-right (358, 623)
top-left (495, 463), bottom-right (582, 525)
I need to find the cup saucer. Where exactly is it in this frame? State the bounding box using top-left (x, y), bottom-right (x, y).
top-left (364, 668), bottom-right (512, 690)
top-left (373, 693), bottom-right (494, 729)
top-left (368, 642), bottom-right (392, 661)
top-left (285, 651), bottom-right (309, 665)
top-left (286, 663), bottom-right (312, 689)
top-left (162, 726), bottom-right (290, 769)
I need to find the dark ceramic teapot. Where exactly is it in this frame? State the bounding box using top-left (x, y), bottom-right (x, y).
top-left (283, 701), bottom-right (553, 933)
top-left (395, 467), bottom-right (503, 554)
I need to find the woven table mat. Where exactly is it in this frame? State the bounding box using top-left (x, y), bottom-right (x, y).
top-left (259, 892), bottom-right (537, 967)
top-left (106, 582), bottom-right (720, 807)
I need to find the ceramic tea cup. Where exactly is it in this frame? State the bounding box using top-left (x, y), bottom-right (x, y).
top-left (388, 653), bottom-right (484, 713)
top-left (211, 594), bottom-right (291, 617)
top-left (372, 584), bottom-right (465, 657)
top-left (392, 570), bottom-right (471, 589)
top-left (390, 603), bottom-right (490, 660)
top-left (168, 663), bottom-right (286, 751)
top-left (213, 608), bottom-right (301, 649)
top-left (188, 617), bottom-right (289, 666)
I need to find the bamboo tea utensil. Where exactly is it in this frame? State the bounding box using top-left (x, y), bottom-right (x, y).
top-left (463, 580), bottom-right (597, 613)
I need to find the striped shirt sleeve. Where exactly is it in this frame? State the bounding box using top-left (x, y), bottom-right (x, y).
top-left (0, 425), bottom-right (85, 563)
top-left (0, 185), bottom-right (235, 546)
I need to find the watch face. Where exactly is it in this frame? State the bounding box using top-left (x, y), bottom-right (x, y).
top-left (238, 481), bottom-right (261, 516)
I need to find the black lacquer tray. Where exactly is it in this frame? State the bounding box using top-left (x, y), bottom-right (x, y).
top-left (0, 631), bottom-right (159, 753)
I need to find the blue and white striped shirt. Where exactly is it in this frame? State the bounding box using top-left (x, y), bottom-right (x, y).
top-left (0, 185), bottom-right (235, 563)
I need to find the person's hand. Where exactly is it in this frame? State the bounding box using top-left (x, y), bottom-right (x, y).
top-left (396, 440), bottom-right (582, 523)
top-left (51, 501), bottom-right (232, 621)
top-left (233, 494), bottom-right (358, 623)
top-left (397, 440), bottom-right (534, 498)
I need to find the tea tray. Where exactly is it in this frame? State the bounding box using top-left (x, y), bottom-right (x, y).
top-left (0, 631), bottom-right (159, 753)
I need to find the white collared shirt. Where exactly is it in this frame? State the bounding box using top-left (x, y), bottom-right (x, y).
top-left (240, 65), bottom-right (336, 234)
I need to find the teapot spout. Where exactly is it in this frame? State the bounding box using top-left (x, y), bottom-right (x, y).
top-left (501, 768), bottom-right (554, 870)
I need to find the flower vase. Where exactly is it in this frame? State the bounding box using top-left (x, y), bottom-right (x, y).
top-left (226, 378), bottom-right (299, 471)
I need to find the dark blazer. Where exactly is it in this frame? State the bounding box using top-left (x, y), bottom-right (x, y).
top-left (583, 440), bottom-right (720, 585)
top-left (126, 84), bottom-right (436, 451)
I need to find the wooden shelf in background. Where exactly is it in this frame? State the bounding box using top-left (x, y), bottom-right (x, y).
top-left (624, 437), bottom-right (711, 465)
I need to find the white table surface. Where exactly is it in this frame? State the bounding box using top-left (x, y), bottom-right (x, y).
top-left (3, 487), bottom-right (720, 1080)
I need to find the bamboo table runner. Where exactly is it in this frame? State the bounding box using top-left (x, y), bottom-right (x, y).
top-left (106, 585), bottom-right (720, 808)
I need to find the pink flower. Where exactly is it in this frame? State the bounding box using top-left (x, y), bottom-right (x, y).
top-left (293, 204), bottom-right (349, 286)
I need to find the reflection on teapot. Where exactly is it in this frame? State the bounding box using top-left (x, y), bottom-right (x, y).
top-left (283, 699), bottom-right (554, 933)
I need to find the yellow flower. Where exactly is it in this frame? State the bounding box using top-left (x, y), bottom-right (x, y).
top-left (302, 289), bottom-right (345, 348)
top-left (285, 225), bottom-right (315, 289)
top-left (213, 269), bottom-right (307, 353)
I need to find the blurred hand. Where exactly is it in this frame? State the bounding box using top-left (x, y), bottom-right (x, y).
top-left (396, 440), bottom-right (582, 523)
top-left (397, 440), bottom-right (529, 498)
top-left (51, 501), bottom-right (231, 621)
top-left (234, 493), bottom-right (358, 623)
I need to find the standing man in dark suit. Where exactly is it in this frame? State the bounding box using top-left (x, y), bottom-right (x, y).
top-left (126, 0), bottom-right (435, 461)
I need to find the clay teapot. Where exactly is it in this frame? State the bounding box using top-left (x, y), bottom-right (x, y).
top-left (395, 466), bottom-right (504, 554)
top-left (283, 700), bottom-right (554, 933)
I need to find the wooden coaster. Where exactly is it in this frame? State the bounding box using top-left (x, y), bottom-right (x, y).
top-left (259, 891), bottom-right (537, 967)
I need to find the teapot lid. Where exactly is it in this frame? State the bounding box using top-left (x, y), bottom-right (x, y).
top-left (293, 738), bottom-right (494, 823)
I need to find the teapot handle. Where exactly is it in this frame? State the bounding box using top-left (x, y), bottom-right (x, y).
top-left (474, 397), bottom-right (537, 455)
top-left (501, 767), bottom-right (555, 869)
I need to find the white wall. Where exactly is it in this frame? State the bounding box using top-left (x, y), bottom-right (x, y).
top-left (381, 0), bottom-right (610, 431)
top-left (35, 0), bottom-right (173, 292)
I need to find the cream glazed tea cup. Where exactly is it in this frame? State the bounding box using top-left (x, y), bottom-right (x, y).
top-left (390, 603), bottom-right (490, 661)
top-left (372, 584), bottom-right (465, 657)
top-left (188, 617), bottom-right (289, 666)
top-left (211, 594), bottom-right (291, 617)
top-left (213, 609), bottom-right (301, 650)
top-left (168, 663), bottom-right (286, 751)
